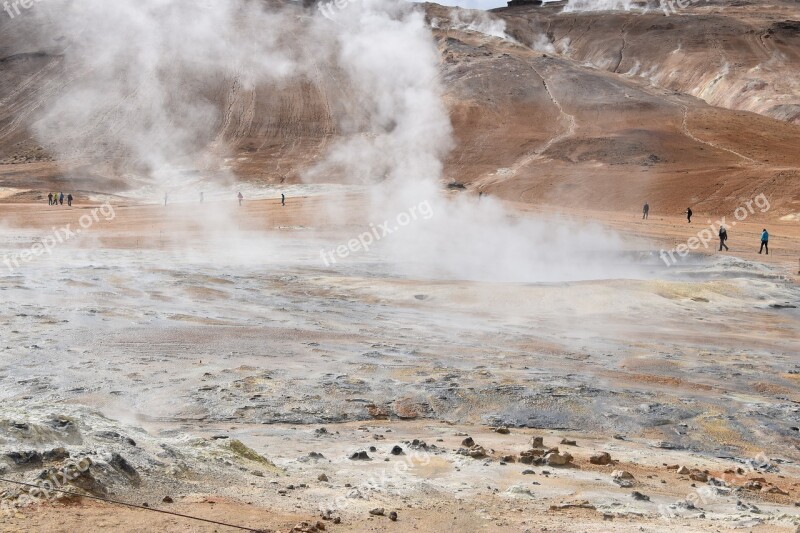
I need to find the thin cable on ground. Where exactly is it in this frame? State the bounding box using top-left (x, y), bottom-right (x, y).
top-left (0, 477), bottom-right (266, 532)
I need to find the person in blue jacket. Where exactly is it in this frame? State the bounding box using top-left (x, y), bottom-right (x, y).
top-left (759, 228), bottom-right (769, 255)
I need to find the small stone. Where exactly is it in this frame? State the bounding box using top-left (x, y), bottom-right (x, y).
top-left (531, 436), bottom-right (544, 448)
top-left (333, 517), bottom-right (341, 524)
top-left (522, 469), bottom-right (535, 475)
top-left (666, 464), bottom-right (679, 470)
top-left (613, 470), bottom-right (634, 480)
top-left (590, 452), bottom-right (611, 465)
top-left (369, 507), bottom-right (385, 516)
top-left (631, 491), bottom-right (650, 501)
top-left (689, 470), bottom-right (709, 482)
top-left (318, 473), bottom-right (329, 482)
top-left (389, 511), bottom-right (398, 521)
top-left (390, 445), bottom-right (404, 456)
top-left (676, 465), bottom-right (690, 474)
top-left (560, 438), bottom-right (577, 446)
top-left (461, 437), bottom-right (475, 447)
top-left (162, 496), bottom-right (173, 503)
top-left (369, 446), bottom-right (377, 452)
top-left (495, 427), bottom-right (510, 435)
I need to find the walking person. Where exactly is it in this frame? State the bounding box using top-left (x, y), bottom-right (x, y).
top-left (719, 225), bottom-right (729, 251)
top-left (67, 193), bottom-right (73, 207)
top-left (281, 193), bottom-right (285, 207)
top-left (58, 192), bottom-right (64, 205)
top-left (642, 202), bottom-right (649, 220)
top-left (759, 228), bottom-right (769, 255)
top-left (237, 192), bottom-right (243, 206)
top-left (686, 207), bottom-right (692, 224)
top-left (47, 192), bottom-right (53, 206)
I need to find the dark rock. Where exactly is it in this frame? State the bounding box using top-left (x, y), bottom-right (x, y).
top-left (461, 437), bottom-right (474, 447)
top-left (390, 445), bottom-right (404, 456)
top-left (631, 491), bottom-right (650, 501)
top-left (389, 511), bottom-right (398, 521)
top-left (162, 496), bottom-right (174, 503)
top-left (349, 451), bottom-right (370, 460)
top-left (369, 507), bottom-right (385, 516)
top-left (5, 451), bottom-right (42, 466)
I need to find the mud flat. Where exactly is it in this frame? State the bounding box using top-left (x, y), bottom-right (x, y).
top-left (0, 195), bottom-right (798, 531)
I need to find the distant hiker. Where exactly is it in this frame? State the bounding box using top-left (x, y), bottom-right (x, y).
top-left (52, 193), bottom-right (57, 207)
top-left (164, 193), bottom-right (168, 206)
top-left (200, 191), bottom-right (204, 203)
top-left (642, 202), bottom-right (649, 220)
top-left (47, 192), bottom-right (53, 205)
top-left (67, 193), bottom-right (73, 207)
top-left (686, 207), bottom-right (693, 224)
top-left (59, 192), bottom-right (64, 205)
top-left (281, 193), bottom-right (285, 207)
top-left (479, 191), bottom-right (484, 202)
top-left (718, 226), bottom-right (728, 251)
top-left (237, 192), bottom-right (243, 206)
top-left (759, 228), bottom-right (769, 255)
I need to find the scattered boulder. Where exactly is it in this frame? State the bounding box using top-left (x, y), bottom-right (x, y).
top-left (545, 451), bottom-right (573, 466)
top-left (369, 508), bottom-right (385, 516)
top-left (762, 486), bottom-right (789, 496)
top-left (676, 465), bottom-right (690, 475)
top-left (495, 427), bottom-right (510, 435)
top-left (531, 436), bottom-right (544, 448)
top-left (461, 437), bottom-right (475, 447)
top-left (162, 496), bottom-right (173, 503)
top-left (389, 511), bottom-right (398, 521)
top-left (349, 451), bottom-right (371, 461)
top-left (590, 452), bottom-right (612, 465)
top-left (612, 470), bottom-right (634, 487)
top-left (519, 449), bottom-right (545, 465)
top-left (560, 438), bottom-right (577, 446)
top-left (390, 445), bottom-right (404, 456)
top-left (631, 491), bottom-right (650, 501)
top-left (318, 473), bottom-right (329, 482)
top-left (689, 470), bottom-right (709, 482)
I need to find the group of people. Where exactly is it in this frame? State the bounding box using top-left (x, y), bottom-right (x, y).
top-left (47, 192), bottom-right (73, 206)
top-left (643, 202), bottom-right (770, 255)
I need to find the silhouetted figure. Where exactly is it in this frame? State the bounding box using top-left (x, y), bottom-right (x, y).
top-left (164, 193), bottom-right (168, 206)
top-left (237, 192), bottom-right (243, 206)
top-left (47, 192), bottom-right (53, 206)
top-left (67, 193), bottom-right (73, 207)
top-left (281, 193), bottom-right (285, 207)
top-left (759, 228), bottom-right (769, 255)
top-left (200, 191), bottom-right (204, 203)
top-left (58, 192), bottom-right (64, 205)
top-left (686, 207), bottom-right (692, 223)
top-left (642, 202), bottom-right (649, 220)
top-left (719, 226), bottom-right (728, 251)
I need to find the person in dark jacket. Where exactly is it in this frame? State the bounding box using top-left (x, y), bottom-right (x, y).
top-left (759, 229), bottom-right (769, 254)
top-left (719, 226), bottom-right (729, 251)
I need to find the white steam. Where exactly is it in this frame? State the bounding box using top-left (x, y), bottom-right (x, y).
top-left (11, 0), bottom-right (641, 284)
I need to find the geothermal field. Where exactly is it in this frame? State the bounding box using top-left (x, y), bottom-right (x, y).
top-left (1, 0), bottom-right (799, 531)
